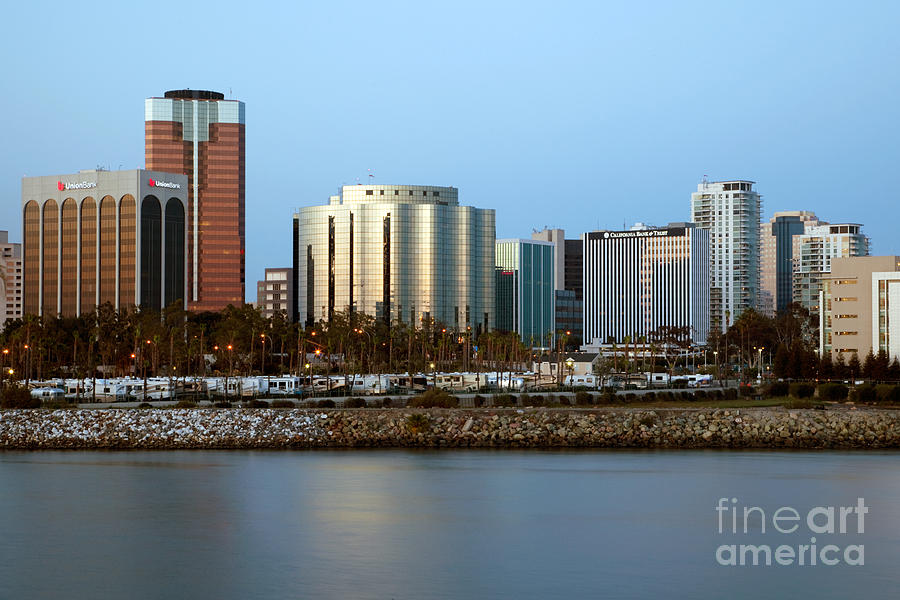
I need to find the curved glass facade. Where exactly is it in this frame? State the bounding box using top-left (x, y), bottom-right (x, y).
top-left (293, 185), bottom-right (495, 333)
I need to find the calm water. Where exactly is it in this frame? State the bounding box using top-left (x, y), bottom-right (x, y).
top-left (1, 450), bottom-right (898, 599)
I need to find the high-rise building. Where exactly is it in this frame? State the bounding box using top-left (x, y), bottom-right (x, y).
top-left (759, 211), bottom-right (820, 316)
top-left (690, 179), bottom-right (761, 332)
top-left (495, 239), bottom-right (555, 347)
top-left (21, 170), bottom-right (188, 316)
top-left (256, 268), bottom-right (294, 319)
top-left (582, 223), bottom-right (710, 347)
top-left (793, 223), bottom-right (868, 315)
top-left (531, 227), bottom-right (584, 346)
top-left (0, 231), bottom-right (23, 328)
top-left (145, 89), bottom-right (245, 311)
top-left (292, 185), bottom-right (495, 333)
top-left (820, 256), bottom-right (900, 362)
top-left (530, 228), bottom-right (565, 290)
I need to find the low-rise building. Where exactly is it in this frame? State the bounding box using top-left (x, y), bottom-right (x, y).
top-left (0, 231), bottom-right (23, 327)
top-left (256, 268), bottom-right (294, 319)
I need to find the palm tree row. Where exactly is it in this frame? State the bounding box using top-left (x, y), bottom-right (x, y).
top-left (0, 304), bottom-right (532, 382)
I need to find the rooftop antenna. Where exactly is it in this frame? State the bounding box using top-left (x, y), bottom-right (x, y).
top-left (368, 168), bottom-right (374, 182)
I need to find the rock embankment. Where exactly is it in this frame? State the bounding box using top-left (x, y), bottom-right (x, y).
top-left (1, 408), bottom-right (898, 449)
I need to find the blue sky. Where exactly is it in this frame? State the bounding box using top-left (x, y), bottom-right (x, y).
top-left (3, 0), bottom-right (899, 301)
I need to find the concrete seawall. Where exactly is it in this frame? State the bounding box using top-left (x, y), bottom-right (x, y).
top-left (2, 407), bottom-right (899, 449)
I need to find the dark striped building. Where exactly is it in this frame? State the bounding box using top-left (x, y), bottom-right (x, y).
top-left (21, 169), bottom-right (188, 317)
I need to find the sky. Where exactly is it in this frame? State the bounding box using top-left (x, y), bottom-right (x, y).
top-left (2, 0), bottom-right (899, 302)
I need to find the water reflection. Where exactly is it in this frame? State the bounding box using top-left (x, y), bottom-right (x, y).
top-left (0, 450), bottom-right (898, 600)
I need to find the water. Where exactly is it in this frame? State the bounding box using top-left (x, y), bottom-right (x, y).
top-left (1, 450), bottom-right (898, 599)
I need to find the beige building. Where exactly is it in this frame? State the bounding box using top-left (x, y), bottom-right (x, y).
top-left (256, 267), bottom-right (293, 319)
top-left (0, 231), bottom-right (23, 328)
top-left (820, 256), bottom-right (900, 363)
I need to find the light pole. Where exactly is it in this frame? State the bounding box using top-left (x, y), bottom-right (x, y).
top-left (713, 350), bottom-right (719, 384)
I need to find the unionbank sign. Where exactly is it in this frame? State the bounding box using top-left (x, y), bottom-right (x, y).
top-left (148, 178), bottom-right (181, 189)
top-left (57, 180), bottom-right (97, 191)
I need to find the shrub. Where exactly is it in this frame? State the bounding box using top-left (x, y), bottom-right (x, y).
top-left (574, 391), bottom-right (592, 406)
top-left (621, 393), bottom-right (635, 404)
top-left (724, 388), bottom-right (738, 400)
top-left (817, 383), bottom-right (849, 401)
top-left (850, 384), bottom-right (877, 404)
top-left (472, 395), bottom-right (485, 408)
top-left (271, 399), bottom-right (296, 409)
top-left (405, 413), bottom-right (430, 434)
top-left (694, 390), bottom-right (707, 400)
top-left (492, 394), bottom-right (517, 408)
top-left (138, 402), bottom-right (154, 409)
top-left (875, 385), bottom-right (900, 405)
top-left (765, 382), bottom-right (789, 398)
top-left (316, 399), bottom-right (336, 408)
top-left (408, 388), bottom-right (458, 408)
top-left (381, 398), bottom-right (393, 408)
top-left (42, 400), bottom-right (76, 409)
top-left (643, 392), bottom-right (656, 402)
top-left (343, 397), bottom-right (366, 408)
top-left (175, 399), bottom-right (198, 408)
top-left (518, 393), bottom-right (530, 405)
top-left (0, 385), bottom-right (40, 409)
top-left (557, 395), bottom-right (571, 406)
top-left (528, 394), bottom-right (545, 407)
top-left (739, 385), bottom-right (756, 397)
top-left (599, 389), bottom-right (617, 404)
top-left (213, 401), bottom-right (232, 408)
top-left (789, 383), bottom-right (815, 399)
top-left (246, 400), bottom-right (269, 408)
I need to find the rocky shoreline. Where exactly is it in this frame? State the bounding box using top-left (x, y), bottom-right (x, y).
top-left (1, 407), bottom-right (899, 450)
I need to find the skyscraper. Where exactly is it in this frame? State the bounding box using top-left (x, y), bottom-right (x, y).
top-left (293, 185), bottom-right (495, 333)
top-left (145, 89), bottom-right (245, 311)
top-left (690, 179), bottom-right (761, 332)
top-left (495, 239), bottom-right (555, 347)
top-left (759, 211), bottom-right (820, 315)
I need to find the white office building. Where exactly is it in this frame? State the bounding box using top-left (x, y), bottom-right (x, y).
top-left (690, 179), bottom-right (761, 332)
top-left (582, 223), bottom-right (710, 347)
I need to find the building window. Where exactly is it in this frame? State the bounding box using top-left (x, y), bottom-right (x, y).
top-left (434, 191), bottom-right (440, 197)
top-left (379, 190), bottom-right (384, 195)
top-left (365, 190), bottom-right (373, 196)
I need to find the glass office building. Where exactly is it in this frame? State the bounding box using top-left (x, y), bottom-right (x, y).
top-left (495, 239), bottom-right (555, 347)
top-left (145, 90), bottom-right (245, 311)
top-left (293, 185), bottom-right (495, 333)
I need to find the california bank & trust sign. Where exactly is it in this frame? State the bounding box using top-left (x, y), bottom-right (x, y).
top-left (602, 228), bottom-right (685, 239)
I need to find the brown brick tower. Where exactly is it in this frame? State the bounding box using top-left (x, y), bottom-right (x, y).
top-left (145, 90), bottom-right (245, 311)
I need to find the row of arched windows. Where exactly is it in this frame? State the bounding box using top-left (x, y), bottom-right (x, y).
top-left (23, 195), bottom-right (185, 317)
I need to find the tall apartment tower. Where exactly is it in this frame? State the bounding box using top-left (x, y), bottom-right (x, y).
top-left (690, 179), bottom-right (761, 332)
top-left (759, 211), bottom-right (820, 316)
top-left (793, 223), bottom-right (868, 315)
top-left (0, 231), bottom-right (23, 328)
top-left (145, 89), bottom-right (245, 311)
top-left (293, 185), bottom-right (495, 333)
